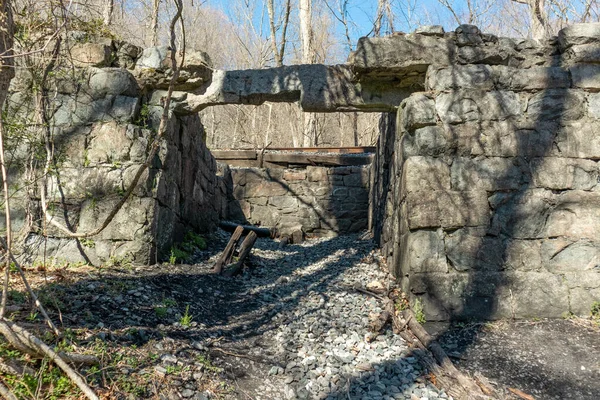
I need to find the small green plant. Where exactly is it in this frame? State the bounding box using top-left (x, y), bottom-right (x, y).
top-left (168, 246), bottom-right (189, 264)
top-left (165, 364), bottom-right (183, 374)
top-left (196, 354), bottom-right (221, 372)
top-left (413, 297), bottom-right (426, 324)
top-left (592, 301), bottom-right (600, 323)
top-left (163, 298), bottom-right (177, 307)
top-left (180, 305), bottom-right (193, 327)
top-left (154, 306), bottom-right (167, 319)
top-left (184, 231), bottom-right (207, 250)
top-left (136, 103), bottom-right (151, 129)
top-left (26, 311), bottom-right (38, 322)
top-left (80, 238), bottom-right (95, 248)
top-left (7, 290), bottom-right (26, 304)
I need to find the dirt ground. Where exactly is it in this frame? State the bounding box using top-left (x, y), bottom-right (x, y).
top-left (430, 319), bottom-right (600, 400)
top-left (1, 232), bottom-right (599, 399)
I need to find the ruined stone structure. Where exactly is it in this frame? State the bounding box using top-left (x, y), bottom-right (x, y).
top-left (224, 166), bottom-right (370, 237)
top-left (370, 24), bottom-right (600, 320)
top-left (4, 23), bottom-right (600, 320)
top-left (5, 38), bottom-right (224, 265)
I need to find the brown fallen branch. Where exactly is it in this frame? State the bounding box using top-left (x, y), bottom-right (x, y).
top-left (359, 286), bottom-right (493, 399)
top-left (0, 320), bottom-right (98, 400)
top-left (0, 238), bottom-right (58, 335)
top-left (223, 231), bottom-right (258, 277)
top-left (0, 380), bottom-right (18, 400)
top-left (401, 309), bottom-right (494, 399)
top-left (0, 357), bottom-right (35, 376)
top-left (508, 388), bottom-right (535, 400)
top-left (213, 225), bottom-right (244, 275)
top-left (219, 221), bottom-right (273, 238)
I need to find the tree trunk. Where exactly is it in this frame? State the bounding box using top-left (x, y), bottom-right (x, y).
top-left (103, 0), bottom-right (114, 26)
top-left (0, 0), bottom-right (15, 319)
top-left (150, 0), bottom-right (161, 47)
top-left (512, 0), bottom-right (549, 40)
top-left (530, 0), bottom-right (548, 40)
top-left (299, 0), bottom-right (315, 64)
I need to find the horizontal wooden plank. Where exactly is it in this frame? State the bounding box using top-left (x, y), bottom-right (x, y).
top-left (211, 150), bottom-right (257, 160)
top-left (263, 153), bottom-right (373, 166)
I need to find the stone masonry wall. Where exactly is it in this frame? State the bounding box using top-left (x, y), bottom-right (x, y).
top-left (225, 166), bottom-right (370, 237)
top-left (370, 24), bottom-right (600, 320)
top-left (3, 35), bottom-right (223, 265)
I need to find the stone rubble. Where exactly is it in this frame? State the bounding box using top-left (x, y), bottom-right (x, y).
top-left (234, 233), bottom-right (450, 400)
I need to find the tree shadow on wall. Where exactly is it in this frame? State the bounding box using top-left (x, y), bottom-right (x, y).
top-left (351, 32), bottom-right (600, 399)
top-left (224, 165), bottom-right (371, 237)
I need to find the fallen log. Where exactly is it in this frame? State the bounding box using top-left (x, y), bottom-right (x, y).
top-left (358, 286), bottom-right (494, 399)
top-left (401, 309), bottom-right (493, 399)
top-left (213, 225), bottom-right (244, 275)
top-left (219, 221), bottom-right (273, 238)
top-left (223, 231), bottom-right (258, 277)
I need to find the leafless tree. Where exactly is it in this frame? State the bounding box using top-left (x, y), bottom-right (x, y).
top-left (267, 0), bottom-right (291, 66)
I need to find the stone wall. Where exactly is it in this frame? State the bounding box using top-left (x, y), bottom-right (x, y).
top-left (371, 24), bottom-right (600, 320)
top-left (4, 35), bottom-right (223, 265)
top-left (224, 166), bottom-right (370, 237)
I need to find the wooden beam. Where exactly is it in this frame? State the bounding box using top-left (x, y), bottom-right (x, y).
top-left (211, 150), bottom-right (257, 160)
top-left (223, 231), bottom-right (258, 277)
top-left (263, 153), bottom-right (373, 166)
top-left (213, 225), bottom-right (244, 275)
top-left (219, 221), bottom-right (273, 237)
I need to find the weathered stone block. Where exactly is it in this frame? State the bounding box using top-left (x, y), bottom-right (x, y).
top-left (87, 121), bottom-right (133, 163)
top-left (564, 272), bottom-right (600, 315)
top-left (457, 44), bottom-right (511, 65)
top-left (526, 89), bottom-right (585, 121)
top-left (571, 65), bottom-right (600, 90)
top-left (405, 190), bottom-right (489, 229)
top-left (565, 43), bottom-right (600, 63)
top-left (451, 157), bottom-right (524, 191)
top-left (489, 189), bottom-right (552, 238)
top-left (79, 197), bottom-right (154, 241)
top-left (436, 91), bottom-right (521, 124)
top-left (404, 230), bottom-right (448, 273)
top-left (402, 156), bottom-right (451, 193)
top-left (445, 228), bottom-right (503, 272)
top-left (530, 157), bottom-right (598, 190)
top-left (283, 170), bottom-right (306, 181)
top-left (413, 125), bottom-right (447, 155)
top-left (426, 65), bottom-right (494, 91)
top-left (307, 166), bottom-right (328, 182)
top-left (494, 66), bottom-right (570, 91)
top-left (414, 25), bottom-right (445, 36)
top-left (542, 238), bottom-right (600, 273)
top-left (545, 191), bottom-right (600, 239)
top-left (269, 196), bottom-right (298, 209)
top-left (88, 68), bottom-right (140, 99)
top-left (110, 96), bottom-right (140, 122)
top-left (553, 121), bottom-right (600, 158)
top-left (409, 272), bottom-right (506, 320)
top-left (71, 43), bottom-right (112, 67)
top-left (350, 34), bottom-right (455, 71)
top-left (499, 272), bottom-right (570, 318)
top-left (505, 240), bottom-right (542, 271)
top-left (490, 189), bottom-right (600, 239)
top-left (243, 181), bottom-right (288, 197)
top-left (342, 173), bottom-right (364, 187)
top-left (401, 93), bottom-right (437, 130)
top-left (558, 23), bottom-right (600, 50)
top-left (249, 205), bottom-right (280, 227)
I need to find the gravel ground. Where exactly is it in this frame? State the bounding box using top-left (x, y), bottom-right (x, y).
top-left (6, 230), bottom-right (599, 399)
top-left (238, 233), bottom-right (446, 400)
